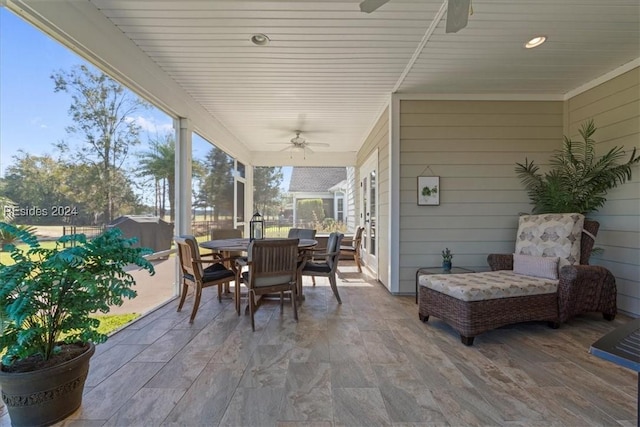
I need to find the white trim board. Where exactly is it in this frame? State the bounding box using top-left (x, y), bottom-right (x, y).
top-left (394, 59), bottom-right (640, 103)
top-left (394, 93), bottom-right (564, 101)
top-left (564, 58), bottom-right (640, 100)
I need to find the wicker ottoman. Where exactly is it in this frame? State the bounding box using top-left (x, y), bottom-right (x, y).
top-left (418, 270), bottom-right (559, 345)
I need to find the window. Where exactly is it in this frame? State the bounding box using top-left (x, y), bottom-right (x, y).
top-left (191, 133), bottom-right (235, 237)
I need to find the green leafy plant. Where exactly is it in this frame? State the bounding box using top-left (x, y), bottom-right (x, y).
top-left (515, 119), bottom-right (639, 214)
top-left (297, 199), bottom-right (325, 224)
top-left (0, 224), bottom-right (37, 251)
top-left (422, 185), bottom-right (438, 198)
top-left (442, 248), bottom-right (453, 261)
top-left (0, 222), bottom-right (154, 366)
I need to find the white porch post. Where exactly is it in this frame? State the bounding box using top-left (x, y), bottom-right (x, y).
top-left (292, 195), bottom-right (297, 227)
top-left (389, 94), bottom-right (400, 293)
top-left (175, 117), bottom-right (192, 235)
top-left (246, 165), bottom-right (254, 237)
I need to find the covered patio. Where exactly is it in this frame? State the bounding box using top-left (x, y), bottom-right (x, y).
top-left (0, 1), bottom-right (638, 425)
top-left (1, 265), bottom-right (635, 425)
top-left (2, 0), bottom-right (637, 310)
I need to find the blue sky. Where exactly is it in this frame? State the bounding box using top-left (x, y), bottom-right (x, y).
top-left (0, 8), bottom-right (291, 192)
top-left (0, 8), bottom-right (174, 177)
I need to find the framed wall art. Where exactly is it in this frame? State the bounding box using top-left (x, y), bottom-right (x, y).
top-left (417, 176), bottom-right (440, 206)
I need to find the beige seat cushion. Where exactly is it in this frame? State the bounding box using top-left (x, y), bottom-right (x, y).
top-left (419, 271), bottom-right (558, 302)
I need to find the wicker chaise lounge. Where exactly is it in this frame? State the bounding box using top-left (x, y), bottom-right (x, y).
top-left (419, 214), bottom-right (617, 345)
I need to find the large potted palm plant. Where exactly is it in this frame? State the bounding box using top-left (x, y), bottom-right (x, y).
top-left (0, 222), bottom-right (155, 426)
top-left (515, 119), bottom-right (639, 214)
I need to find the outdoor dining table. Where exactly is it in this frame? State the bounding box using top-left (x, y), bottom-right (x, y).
top-left (199, 237), bottom-right (317, 299)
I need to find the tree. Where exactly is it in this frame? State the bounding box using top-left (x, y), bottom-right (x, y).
top-left (64, 162), bottom-right (142, 224)
top-left (1, 151), bottom-right (141, 225)
top-left (137, 134), bottom-right (175, 220)
top-left (51, 65), bottom-right (149, 224)
top-left (1, 152), bottom-right (75, 225)
top-left (191, 159), bottom-right (208, 219)
top-left (253, 166), bottom-right (283, 217)
top-left (201, 146), bottom-right (234, 222)
top-left (516, 120), bottom-right (640, 214)
top-left (297, 199), bottom-right (325, 225)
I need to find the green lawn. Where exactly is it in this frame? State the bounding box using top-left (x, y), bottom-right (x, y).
top-left (93, 313), bottom-right (140, 335)
top-left (0, 240), bottom-right (60, 265)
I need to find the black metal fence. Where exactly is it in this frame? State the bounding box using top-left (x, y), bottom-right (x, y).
top-left (192, 220), bottom-right (234, 238)
top-left (62, 225), bottom-right (105, 247)
top-left (62, 225), bottom-right (105, 238)
top-left (59, 219), bottom-right (343, 243)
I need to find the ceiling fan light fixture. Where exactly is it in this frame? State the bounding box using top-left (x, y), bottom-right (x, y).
top-left (250, 34), bottom-right (270, 46)
top-left (291, 131), bottom-right (306, 145)
top-left (525, 36), bottom-right (547, 49)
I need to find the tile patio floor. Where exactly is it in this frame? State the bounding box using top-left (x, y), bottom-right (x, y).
top-left (1, 262), bottom-right (637, 426)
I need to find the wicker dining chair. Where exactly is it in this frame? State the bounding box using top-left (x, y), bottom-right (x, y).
top-left (175, 235), bottom-right (236, 323)
top-left (237, 238), bottom-right (300, 331)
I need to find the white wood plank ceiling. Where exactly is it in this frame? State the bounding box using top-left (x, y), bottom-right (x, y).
top-left (48, 1), bottom-right (640, 159)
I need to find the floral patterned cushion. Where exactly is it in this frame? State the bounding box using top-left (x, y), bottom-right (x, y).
top-left (515, 213), bottom-right (584, 268)
top-left (419, 271), bottom-right (558, 302)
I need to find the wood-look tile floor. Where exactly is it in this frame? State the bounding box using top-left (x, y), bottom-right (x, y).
top-left (3, 266), bottom-right (638, 426)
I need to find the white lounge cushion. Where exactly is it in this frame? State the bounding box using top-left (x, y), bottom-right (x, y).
top-left (419, 270), bottom-right (558, 302)
top-left (513, 253), bottom-right (559, 280)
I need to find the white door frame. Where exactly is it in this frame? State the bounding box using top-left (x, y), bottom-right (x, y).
top-left (360, 150), bottom-right (378, 274)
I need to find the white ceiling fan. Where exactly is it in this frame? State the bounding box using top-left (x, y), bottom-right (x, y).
top-left (269, 131), bottom-right (330, 158)
top-left (359, 0), bottom-right (473, 33)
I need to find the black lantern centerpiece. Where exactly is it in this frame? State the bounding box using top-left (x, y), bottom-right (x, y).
top-left (250, 211), bottom-right (264, 241)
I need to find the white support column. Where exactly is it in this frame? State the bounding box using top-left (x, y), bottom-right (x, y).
top-left (292, 195), bottom-right (297, 227)
top-left (175, 117), bottom-right (192, 235)
top-left (245, 165), bottom-right (254, 237)
top-left (389, 94), bottom-right (401, 293)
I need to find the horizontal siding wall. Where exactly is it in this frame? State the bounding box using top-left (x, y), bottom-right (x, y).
top-left (398, 100), bottom-right (564, 294)
top-left (566, 67), bottom-right (640, 317)
top-left (357, 107), bottom-right (389, 287)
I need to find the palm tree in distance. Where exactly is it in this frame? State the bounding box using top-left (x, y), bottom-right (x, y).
top-left (138, 134), bottom-right (175, 221)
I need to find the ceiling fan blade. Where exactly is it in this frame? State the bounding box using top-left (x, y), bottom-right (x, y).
top-left (304, 146), bottom-right (315, 154)
top-left (446, 0), bottom-right (471, 33)
top-left (359, 0), bottom-right (391, 13)
top-left (307, 142), bottom-right (330, 148)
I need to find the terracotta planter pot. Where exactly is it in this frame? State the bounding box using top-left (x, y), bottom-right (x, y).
top-left (0, 342), bottom-right (95, 427)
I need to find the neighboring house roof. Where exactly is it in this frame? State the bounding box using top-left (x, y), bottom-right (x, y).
top-left (289, 167), bottom-right (347, 193)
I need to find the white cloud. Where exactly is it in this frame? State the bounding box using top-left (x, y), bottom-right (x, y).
top-left (29, 117), bottom-right (48, 129)
top-left (128, 115), bottom-right (173, 134)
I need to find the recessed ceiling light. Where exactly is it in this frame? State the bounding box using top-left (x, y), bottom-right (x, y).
top-left (525, 36), bottom-right (547, 49)
top-left (250, 34), bottom-right (270, 46)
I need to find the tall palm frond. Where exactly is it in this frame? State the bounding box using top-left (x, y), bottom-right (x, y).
top-left (515, 119), bottom-right (639, 214)
top-left (137, 135), bottom-right (176, 220)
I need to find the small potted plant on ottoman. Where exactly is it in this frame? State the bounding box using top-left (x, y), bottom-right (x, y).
top-left (0, 222), bottom-right (155, 426)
